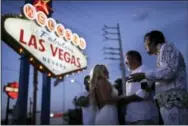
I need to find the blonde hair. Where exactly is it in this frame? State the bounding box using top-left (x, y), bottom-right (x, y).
top-left (89, 64), bottom-right (109, 107)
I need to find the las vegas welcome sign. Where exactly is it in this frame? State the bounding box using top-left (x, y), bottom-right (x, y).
top-left (1, 3), bottom-right (88, 78)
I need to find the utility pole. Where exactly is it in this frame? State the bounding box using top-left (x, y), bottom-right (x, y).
top-left (63, 83), bottom-right (65, 113)
top-left (29, 97), bottom-right (32, 118)
top-left (102, 23), bottom-right (126, 94)
top-left (28, 97), bottom-right (32, 124)
top-left (32, 68), bottom-right (38, 124)
top-left (5, 96), bottom-right (10, 125)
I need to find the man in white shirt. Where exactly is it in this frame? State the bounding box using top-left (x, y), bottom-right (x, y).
top-left (121, 50), bottom-right (159, 125)
top-left (128, 30), bottom-right (188, 125)
top-left (75, 75), bottom-right (95, 125)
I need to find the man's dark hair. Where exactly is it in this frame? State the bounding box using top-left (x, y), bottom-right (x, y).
top-left (126, 50), bottom-right (142, 64)
top-left (144, 30), bottom-right (166, 46)
top-left (84, 75), bottom-right (90, 85)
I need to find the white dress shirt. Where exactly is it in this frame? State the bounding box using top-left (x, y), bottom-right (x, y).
top-left (125, 65), bottom-right (159, 123)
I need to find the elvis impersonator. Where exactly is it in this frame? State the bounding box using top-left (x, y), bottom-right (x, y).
top-left (127, 30), bottom-right (188, 125)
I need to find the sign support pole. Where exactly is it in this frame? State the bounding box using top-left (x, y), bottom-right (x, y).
top-left (16, 55), bottom-right (30, 124)
top-left (41, 0), bottom-right (52, 125)
top-left (41, 73), bottom-right (51, 125)
top-left (5, 96), bottom-right (10, 125)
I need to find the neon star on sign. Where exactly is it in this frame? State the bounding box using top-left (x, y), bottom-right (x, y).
top-left (33, 0), bottom-right (52, 15)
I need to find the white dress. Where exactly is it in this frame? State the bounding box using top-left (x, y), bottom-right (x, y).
top-left (95, 87), bottom-right (119, 125)
top-left (77, 92), bottom-right (95, 125)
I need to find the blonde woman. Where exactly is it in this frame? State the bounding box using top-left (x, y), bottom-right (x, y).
top-left (89, 64), bottom-right (120, 125)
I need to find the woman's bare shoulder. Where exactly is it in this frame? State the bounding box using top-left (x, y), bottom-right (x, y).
top-left (97, 79), bottom-right (111, 89)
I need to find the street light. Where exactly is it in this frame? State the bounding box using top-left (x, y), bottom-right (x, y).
top-left (50, 113), bottom-right (54, 118)
top-left (70, 79), bottom-right (75, 83)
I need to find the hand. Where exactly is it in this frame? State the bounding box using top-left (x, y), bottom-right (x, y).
top-left (127, 73), bottom-right (146, 82)
top-left (77, 96), bottom-right (89, 107)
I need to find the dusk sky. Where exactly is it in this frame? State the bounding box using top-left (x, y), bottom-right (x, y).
top-left (1, 0), bottom-right (188, 124)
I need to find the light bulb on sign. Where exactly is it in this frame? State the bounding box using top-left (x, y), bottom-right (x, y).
top-left (19, 48), bottom-right (23, 53)
top-left (29, 57), bottom-right (34, 61)
top-left (23, 4), bottom-right (36, 20)
top-left (46, 18), bottom-right (56, 32)
top-left (71, 33), bottom-right (80, 46)
top-left (79, 38), bottom-right (86, 50)
top-left (39, 65), bottom-right (43, 70)
top-left (59, 76), bottom-right (62, 79)
top-left (55, 24), bottom-right (65, 37)
top-left (36, 11), bottom-right (47, 27)
top-left (48, 73), bottom-right (51, 77)
top-left (64, 29), bottom-right (72, 42)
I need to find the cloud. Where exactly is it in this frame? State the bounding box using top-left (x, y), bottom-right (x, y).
top-left (132, 10), bottom-right (149, 22)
